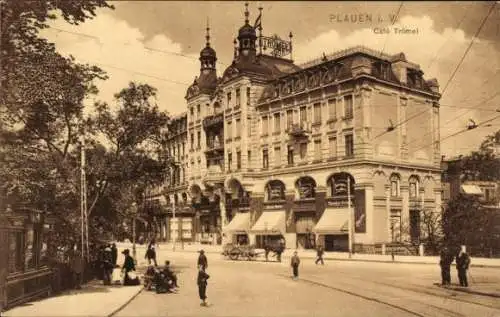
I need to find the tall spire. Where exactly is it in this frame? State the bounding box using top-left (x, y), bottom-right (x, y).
top-left (244, 2), bottom-right (249, 25)
top-left (205, 17), bottom-right (211, 47)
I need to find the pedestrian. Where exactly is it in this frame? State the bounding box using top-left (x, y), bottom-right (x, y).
top-left (163, 260), bottom-right (179, 289)
top-left (111, 243), bottom-right (118, 267)
top-left (70, 249), bottom-right (84, 289)
top-left (102, 246), bottom-right (114, 285)
top-left (315, 245), bottom-right (324, 265)
top-left (121, 249), bottom-right (139, 286)
top-left (197, 266), bottom-right (210, 306)
top-left (291, 251), bottom-right (300, 280)
top-left (456, 250), bottom-right (471, 287)
top-left (145, 239), bottom-right (158, 266)
top-left (439, 247), bottom-right (453, 286)
top-left (198, 250), bottom-right (208, 270)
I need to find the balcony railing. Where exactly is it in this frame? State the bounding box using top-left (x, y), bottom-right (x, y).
top-left (288, 123), bottom-right (310, 138)
top-left (203, 113), bottom-right (224, 130)
top-left (204, 143), bottom-right (224, 155)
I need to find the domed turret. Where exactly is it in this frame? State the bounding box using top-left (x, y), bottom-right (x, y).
top-left (199, 21), bottom-right (217, 72)
top-left (237, 2), bottom-right (257, 58)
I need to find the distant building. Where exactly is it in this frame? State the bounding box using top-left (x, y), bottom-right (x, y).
top-left (150, 4), bottom-right (442, 252)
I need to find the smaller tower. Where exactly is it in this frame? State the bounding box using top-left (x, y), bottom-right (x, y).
top-left (237, 2), bottom-right (257, 59)
top-left (199, 19), bottom-right (217, 74)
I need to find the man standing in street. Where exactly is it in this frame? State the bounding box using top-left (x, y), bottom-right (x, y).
top-left (198, 250), bottom-right (208, 270)
top-left (111, 243), bottom-right (118, 267)
top-left (315, 246), bottom-right (324, 265)
top-left (456, 250), bottom-right (471, 287)
top-left (197, 266), bottom-right (210, 307)
top-left (439, 246), bottom-right (453, 286)
top-left (291, 251), bottom-right (300, 280)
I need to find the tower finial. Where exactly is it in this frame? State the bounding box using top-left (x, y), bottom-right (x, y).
top-left (205, 17), bottom-right (210, 47)
top-left (244, 2), bottom-right (249, 24)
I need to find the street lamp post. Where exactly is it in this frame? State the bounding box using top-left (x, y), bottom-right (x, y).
top-left (347, 177), bottom-right (353, 258)
top-left (172, 200), bottom-right (176, 252)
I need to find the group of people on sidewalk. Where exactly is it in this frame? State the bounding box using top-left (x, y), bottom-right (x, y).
top-left (439, 247), bottom-right (471, 287)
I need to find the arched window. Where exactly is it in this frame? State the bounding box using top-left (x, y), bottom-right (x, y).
top-left (390, 174), bottom-right (400, 197)
top-left (295, 177), bottom-right (316, 199)
top-left (265, 180), bottom-right (286, 201)
top-left (409, 176), bottom-right (419, 199)
top-left (174, 194), bottom-right (179, 205)
top-left (327, 173), bottom-right (355, 198)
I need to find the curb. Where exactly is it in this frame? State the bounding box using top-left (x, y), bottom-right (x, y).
top-left (118, 245), bottom-right (500, 269)
top-left (107, 286), bottom-right (144, 317)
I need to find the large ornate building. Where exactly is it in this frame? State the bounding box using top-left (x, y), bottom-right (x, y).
top-left (153, 4), bottom-right (442, 251)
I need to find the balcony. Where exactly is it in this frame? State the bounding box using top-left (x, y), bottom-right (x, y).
top-left (287, 123), bottom-right (310, 138)
top-left (203, 113), bottom-right (224, 130)
top-left (205, 143), bottom-right (224, 156)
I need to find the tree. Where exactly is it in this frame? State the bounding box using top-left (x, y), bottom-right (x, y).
top-left (85, 82), bottom-right (170, 237)
top-left (443, 194), bottom-right (497, 257)
top-left (0, 0), bottom-right (113, 247)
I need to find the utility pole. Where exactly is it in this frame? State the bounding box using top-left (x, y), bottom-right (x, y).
top-left (347, 176), bottom-right (353, 258)
top-left (172, 199), bottom-right (176, 252)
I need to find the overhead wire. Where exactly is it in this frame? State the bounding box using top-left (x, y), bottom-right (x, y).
top-left (372, 2), bottom-right (497, 141)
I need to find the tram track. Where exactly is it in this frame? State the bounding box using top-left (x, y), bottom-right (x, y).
top-left (276, 273), bottom-right (493, 317)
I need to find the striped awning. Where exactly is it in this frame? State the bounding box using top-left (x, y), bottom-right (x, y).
top-left (313, 208), bottom-right (348, 234)
top-left (249, 211), bottom-right (286, 235)
top-left (223, 212), bottom-right (251, 233)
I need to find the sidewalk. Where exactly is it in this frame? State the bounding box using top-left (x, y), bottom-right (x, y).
top-left (2, 280), bottom-right (143, 317)
top-left (116, 242), bottom-right (500, 268)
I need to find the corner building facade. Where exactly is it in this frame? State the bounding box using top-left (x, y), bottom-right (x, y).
top-left (161, 7), bottom-right (442, 251)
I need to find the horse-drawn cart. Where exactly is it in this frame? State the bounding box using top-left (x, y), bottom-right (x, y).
top-left (222, 243), bottom-right (260, 261)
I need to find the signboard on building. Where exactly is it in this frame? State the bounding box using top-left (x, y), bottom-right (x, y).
top-left (354, 190), bottom-right (366, 233)
top-left (261, 34), bottom-right (292, 58)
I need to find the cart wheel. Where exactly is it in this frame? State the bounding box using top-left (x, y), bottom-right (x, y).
top-left (229, 252), bottom-right (239, 260)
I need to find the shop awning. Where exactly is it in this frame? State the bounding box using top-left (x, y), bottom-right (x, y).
top-left (249, 211), bottom-right (286, 235)
top-left (223, 212), bottom-right (251, 233)
top-left (313, 208), bottom-right (348, 234)
top-left (461, 185), bottom-right (483, 195)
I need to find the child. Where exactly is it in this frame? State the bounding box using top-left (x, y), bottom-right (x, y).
top-left (291, 251), bottom-right (300, 280)
top-left (197, 266), bottom-right (210, 306)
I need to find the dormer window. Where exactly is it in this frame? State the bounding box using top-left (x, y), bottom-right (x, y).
top-left (274, 86), bottom-right (280, 98)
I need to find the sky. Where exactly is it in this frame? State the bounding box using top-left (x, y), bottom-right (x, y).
top-left (40, 1), bottom-right (500, 158)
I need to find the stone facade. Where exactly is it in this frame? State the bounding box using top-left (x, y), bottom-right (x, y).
top-left (150, 5), bottom-right (442, 251)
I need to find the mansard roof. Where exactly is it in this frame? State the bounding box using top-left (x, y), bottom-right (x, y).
top-left (221, 54), bottom-right (301, 84)
top-left (258, 46), bottom-right (439, 104)
top-left (185, 71), bottom-right (218, 100)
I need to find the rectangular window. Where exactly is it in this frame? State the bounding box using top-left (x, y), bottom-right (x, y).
top-left (227, 121), bottom-right (232, 139)
top-left (235, 119), bottom-right (241, 137)
top-left (314, 139), bottom-right (321, 161)
top-left (344, 95), bottom-right (353, 119)
top-left (246, 87), bottom-right (251, 105)
top-left (262, 149), bottom-right (269, 169)
top-left (197, 131), bottom-right (201, 148)
top-left (287, 145), bottom-right (294, 165)
top-left (313, 103), bottom-right (321, 124)
top-left (177, 144), bottom-right (181, 160)
top-left (228, 153), bottom-right (232, 172)
top-left (345, 134), bottom-right (354, 157)
top-left (182, 142), bottom-right (185, 156)
top-left (300, 142), bottom-right (307, 160)
top-left (236, 88), bottom-right (241, 107)
top-left (236, 151), bottom-right (241, 170)
top-left (391, 181), bottom-right (399, 197)
top-left (190, 133), bottom-right (194, 149)
top-left (299, 106), bottom-right (307, 124)
top-left (197, 104), bottom-right (201, 118)
top-left (390, 209), bottom-right (402, 242)
top-left (247, 150), bottom-right (251, 167)
top-left (274, 113), bottom-right (281, 133)
top-left (274, 147), bottom-right (281, 167)
top-left (227, 92), bottom-right (232, 108)
top-left (328, 99), bottom-right (336, 119)
top-left (190, 107), bottom-right (194, 118)
top-left (261, 116), bottom-right (268, 135)
top-left (287, 110), bottom-right (294, 129)
top-left (329, 137), bottom-right (337, 158)
top-left (409, 183), bottom-right (417, 198)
